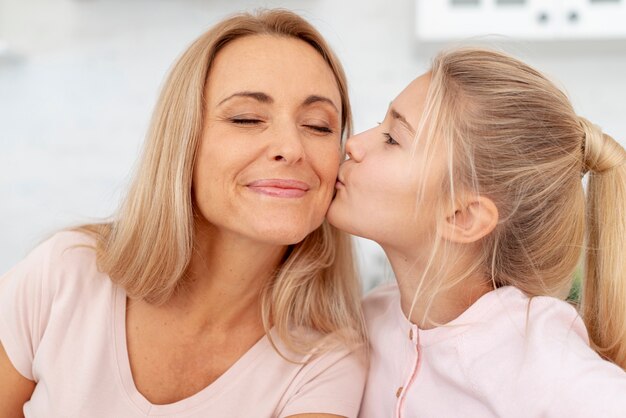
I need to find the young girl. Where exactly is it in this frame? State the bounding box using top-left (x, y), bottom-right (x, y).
top-left (328, 48), bottom-right (626, 417)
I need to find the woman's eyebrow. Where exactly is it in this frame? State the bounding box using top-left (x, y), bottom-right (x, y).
top-left (390, 108), bottom-right (415, 135)
top-left (302, 95), bottom-right (339, 113)
top-left (218, 91), bottom-right (273, 106)
top-left (218, 92), bottom-right (338, 114)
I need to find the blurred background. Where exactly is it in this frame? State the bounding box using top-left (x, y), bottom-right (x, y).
top-left (1, 0), bottom-right (625, 291)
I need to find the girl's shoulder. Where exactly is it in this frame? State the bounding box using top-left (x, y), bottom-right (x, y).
top-left (363, 282), bottom-right (399, 311)
top-left (458, 286), bottom-right (626, 415)
top-left (455, 286), bottom-right (590, 364)
top-left (476, 286), bottom-right (585, 338)
top-left (362, 282), bottom-right (403, 330)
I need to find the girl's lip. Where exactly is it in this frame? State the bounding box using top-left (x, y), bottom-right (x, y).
top-left (247, 179), bottom-right (310, 198)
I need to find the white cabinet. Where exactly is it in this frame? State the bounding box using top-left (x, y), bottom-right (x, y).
top-left (415, 0), bottom-right (626, 41)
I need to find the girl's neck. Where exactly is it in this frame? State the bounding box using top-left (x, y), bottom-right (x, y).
top-left (384, 245), bottom-right (493, 330)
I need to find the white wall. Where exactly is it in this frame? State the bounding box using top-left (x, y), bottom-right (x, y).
top-left (1, 0), bottom-right (625, 290)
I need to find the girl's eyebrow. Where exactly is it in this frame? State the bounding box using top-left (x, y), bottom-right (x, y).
top-left (390, 108), bottom-right (415, 135)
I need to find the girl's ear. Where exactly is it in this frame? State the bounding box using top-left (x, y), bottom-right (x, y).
top-left (441, 196), bottom-right (499, 244)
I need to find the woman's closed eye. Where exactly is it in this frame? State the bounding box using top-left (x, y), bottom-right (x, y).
top-left (303, 124), bottom-right (334, 134)
top-left (230, 116), bottom-right (264, 125)
top-left (300, 116), bottom-right (336, 135)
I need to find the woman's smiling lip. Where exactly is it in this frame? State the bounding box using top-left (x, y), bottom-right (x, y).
top-left (247, 179), bottom-right (311, 198)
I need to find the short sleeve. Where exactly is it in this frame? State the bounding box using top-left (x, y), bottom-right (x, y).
top-left (544, 331), bottom-right (626, 417)
top-left (0, 238), bottom-right (56, 380)
top-left (278, 347), bottom-right (367, 418)
top-left (511, 295), bottom-right (626, 416)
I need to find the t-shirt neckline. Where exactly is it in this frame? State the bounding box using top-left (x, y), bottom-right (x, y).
top-left (394, 285), bottom-right (521, 347)
top-left (112, 286), bottom-right (271, 414)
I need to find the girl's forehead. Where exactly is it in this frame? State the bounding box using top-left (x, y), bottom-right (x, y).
top-left (393, 73), bottom-right (431, 126)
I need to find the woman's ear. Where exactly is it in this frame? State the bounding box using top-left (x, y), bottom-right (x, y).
top-left (441, 196), bottom-right (498, 244)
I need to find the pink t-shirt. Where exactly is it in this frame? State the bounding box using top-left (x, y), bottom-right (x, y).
top-left (360, 282), bottom-right (626, 418)
top-left (0, 231), bottom-right (366, 417)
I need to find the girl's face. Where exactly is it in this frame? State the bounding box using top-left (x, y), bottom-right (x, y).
top-left (328, 73), bottom-right (446, 251)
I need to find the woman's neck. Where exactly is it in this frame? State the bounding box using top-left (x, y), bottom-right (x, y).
top-left (162, 222), bottom-right (287, 333)
top-left (384, 245), bottom-right (493, 330)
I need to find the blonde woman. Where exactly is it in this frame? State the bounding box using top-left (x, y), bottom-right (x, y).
top-left (328, 48), bottom-right (626, 417)
top-left (0, 10), bottom-right (366, 418)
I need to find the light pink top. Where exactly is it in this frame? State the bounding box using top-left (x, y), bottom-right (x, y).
top-left (0, 231), bottom-right (366, 418)
top-left (360, 282), bottom-right (626, 418)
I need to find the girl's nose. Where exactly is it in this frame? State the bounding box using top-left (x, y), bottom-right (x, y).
top-left (345, 129), bottom-right (370, 162)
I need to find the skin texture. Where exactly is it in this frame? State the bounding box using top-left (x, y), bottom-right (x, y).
top-left (328, 73), bottom-right (442, 254)
top-left (193, 34), bottom-right (342, 247)
top-left (0, 35), bottom-right (345, 418)
top-left (328, 73), bottom-right (497, 329)
top-left (0, 343), bottom-right (34, 418)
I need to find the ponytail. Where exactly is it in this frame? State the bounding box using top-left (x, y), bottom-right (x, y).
top-left (580, 117), bottom-right (626, 369)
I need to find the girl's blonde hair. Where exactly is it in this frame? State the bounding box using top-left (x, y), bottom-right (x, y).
top-left (414, 47), bottom-right (626, 369)
top-left (79, 9), bottom-right (365, 353)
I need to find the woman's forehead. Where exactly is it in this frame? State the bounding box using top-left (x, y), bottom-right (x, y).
top-left (205, 35), bottom-right (341, 108)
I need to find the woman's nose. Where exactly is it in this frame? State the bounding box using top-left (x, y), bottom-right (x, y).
top-left (268, 124), bottom-right (305, 164)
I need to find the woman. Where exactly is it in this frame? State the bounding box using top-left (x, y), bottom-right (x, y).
top-left (0, 10), bottom-right (366, 418)
top-left (328, 48), bottom-right (626, 417)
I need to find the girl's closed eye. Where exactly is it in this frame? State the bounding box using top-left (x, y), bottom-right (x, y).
top-left (383, 132), bottom-right (399, 145)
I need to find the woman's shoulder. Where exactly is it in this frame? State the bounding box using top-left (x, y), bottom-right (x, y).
top-left (1, 229), bottom-right (109, 306)
top-left (36, 229), bottom-right (99, 277)
top-left (10, 229), bottom-right (98, 269)
top-left (0, 230), bottom-right (110, 380)
top-left (40, 229), bottom-right (98, 261)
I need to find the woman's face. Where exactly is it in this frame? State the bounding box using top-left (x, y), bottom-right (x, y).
top-left (193, 35), bottom-right (342, 246)
top-left (328, 73), bottom-right (446, 250)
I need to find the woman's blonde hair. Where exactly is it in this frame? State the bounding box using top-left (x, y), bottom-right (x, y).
top-left (412, 47), bottom-right (626, 369)
top-left (79, 9), bottom-right (365, 353)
